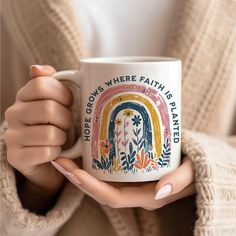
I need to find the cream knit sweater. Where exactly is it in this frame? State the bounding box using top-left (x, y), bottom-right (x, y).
top-left (1, 0), bottom-right (236, 235)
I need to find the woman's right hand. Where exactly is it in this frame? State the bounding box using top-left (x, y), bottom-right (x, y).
top-left (4, 65), bottom-right (73, 196)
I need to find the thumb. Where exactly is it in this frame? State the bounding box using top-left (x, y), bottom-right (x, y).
top-left (30, 65), bottom-right (56, 79)
top-left (154, 159), bottom-right (195, 200)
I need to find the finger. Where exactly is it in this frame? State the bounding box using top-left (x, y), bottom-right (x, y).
top-left (160, 183), bottom-right (196, 206)
top-left (4, 125), bottom-right (66, 147)
top-left (54, 158), bottom-right (195, 210)
top-left (30, 65), bottom-right (56, 78)
top-left (6, 100), bottom-right (73, 130)
top-left (142, 183), bottom-right (196, 210)
top-left (54, 158), bottom-right (157, 208)
top-left (51, 158), bottom-right (106, 204)
top-left (7, 146), bottom-right (61, 170)
top-left (154, 159), bottom-right (194, 200)
top-left (16, 76), bottom-right (73, 107)
top-left (56, 158), bottom-right (123, 206)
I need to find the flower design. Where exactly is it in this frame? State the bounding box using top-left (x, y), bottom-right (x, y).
top-left (134, 149), bottom-right (150, 169)
top-left (123, 109), bottom-right (134, 117)
top-left (100, 139), bottom-right (112, 157)
top-left (115, 118), bottom-right (122, 126)
top-left (132, 115), bottom-right (141, 127)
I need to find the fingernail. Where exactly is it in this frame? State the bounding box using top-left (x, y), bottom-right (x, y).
top-left (51, 161), bottom-right (68, 175)
top-left (154, 184), bottom-right (172, 200)
top-left (51, 161), bottom-right (81, 185)
top-left (31, 65), bottom-right (44, 71)
top-left (66, 172), bottom-right (81, 186)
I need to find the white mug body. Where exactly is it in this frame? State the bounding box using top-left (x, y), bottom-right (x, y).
top-left (56, 57), bottom-right (181, 182)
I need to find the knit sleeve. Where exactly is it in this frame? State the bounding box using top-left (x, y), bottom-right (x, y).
top-left (0, 121), bottom-right (85, 236)
top-left (181, 129), bottom-right (236, 235)
top-left (1, 0), bottom-right (87, 70)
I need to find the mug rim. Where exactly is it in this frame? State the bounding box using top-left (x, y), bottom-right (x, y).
top-left (80, 56), bottom-right (180, 64)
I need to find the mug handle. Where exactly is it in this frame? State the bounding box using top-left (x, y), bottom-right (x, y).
top-left (52, 70), bottom-right (83, 159)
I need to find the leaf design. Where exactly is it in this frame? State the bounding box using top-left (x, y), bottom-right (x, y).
top-left (93, 158), bottom-right (103, 170)
top-left (121, 140), bottom-right (129, 147)
top-left (122, 161), bottom-right (127, 167)
top-left (129, 142), bottom-right (133, 154)
top-left (137, 128), bottom-right (141, 136)
top-left (138, 140), bottom-right (144, 150)
top-left (158, 138), bottom-right (171, 168)
top-left (101, 156), bottom-right (106, 168)
top-left (107, 160), bottom-right (112, 169)
top-left (134, 149), bottom-right (150, 169)
top-left (93, 157), bottom-right (112, 170)
top-left (132, 138), bottom-right (138, 145)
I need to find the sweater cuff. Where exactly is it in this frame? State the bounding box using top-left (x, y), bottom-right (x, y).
top-left (181, 129), bottom-right (236, 235)
top-left (0, 121), bottom-right (85, 236)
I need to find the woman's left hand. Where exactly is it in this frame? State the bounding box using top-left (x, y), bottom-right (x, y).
top-left (51, 158), bottom-right (195, 210)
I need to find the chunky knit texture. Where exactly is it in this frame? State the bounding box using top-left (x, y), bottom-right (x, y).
top-left (1, 0), bottom-right (236, 235)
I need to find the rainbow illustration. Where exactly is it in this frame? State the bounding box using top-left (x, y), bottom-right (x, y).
top-left (91, 84), bottom-right (171, 174)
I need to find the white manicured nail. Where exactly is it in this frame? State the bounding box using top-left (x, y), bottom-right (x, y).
top-left (154, 184), bottom-right (172, 200)
top-left (51, 161), bottom-right (81, 185)
top-left (51, 161), bottom-right (67, 175)
top-left (66, 172), bottom-right (81, 186)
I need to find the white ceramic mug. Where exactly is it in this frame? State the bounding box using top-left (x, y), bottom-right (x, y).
top-left (53, 56), bottom-right (181, 182)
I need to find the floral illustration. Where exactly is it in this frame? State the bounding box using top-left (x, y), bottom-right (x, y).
top-left (132, 115), bottom-right (141, 127)
top-left (123, 109), bottom-right (133, 117)
top-left (100, 139), bottom-right (112, 157)
top-left (92, 105), bottom-right (171, 174)
top-left (91, 83), bottom-right (172, 174)
top-left (115, 118), bottom-right (122, 126)
top-left (134, 149), bottom-right (150, 170)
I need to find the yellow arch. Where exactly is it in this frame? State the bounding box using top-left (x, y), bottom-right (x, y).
top-left (100, 94), bottom-right (162, 156)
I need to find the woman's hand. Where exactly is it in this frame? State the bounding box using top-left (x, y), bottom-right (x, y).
top-left (51, 157), bottom-right (195, 210)
top-left (4, 65), bottom-right (73, 196)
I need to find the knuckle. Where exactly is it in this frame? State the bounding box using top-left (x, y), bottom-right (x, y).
top-left (15, 86), bottom-right (25, 100)
top-left (6, 149), bottom-right (18, 167)
top-left (43, 100), bottom-right (56, 118)
top-left (41, 146), bottom-right (61, 162)
top-left (33, 77), bottom-right (50, 96)
top-left (41, 147), bottom-right (51, 158)
top-left (3, 130), bottom-right (14, 145)
top-left (44, 125), bottom-right (66, 145)
top-left (45, 126), bottom-right (58, 142)
top-left (5, 106), bottom-right (15, 121)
